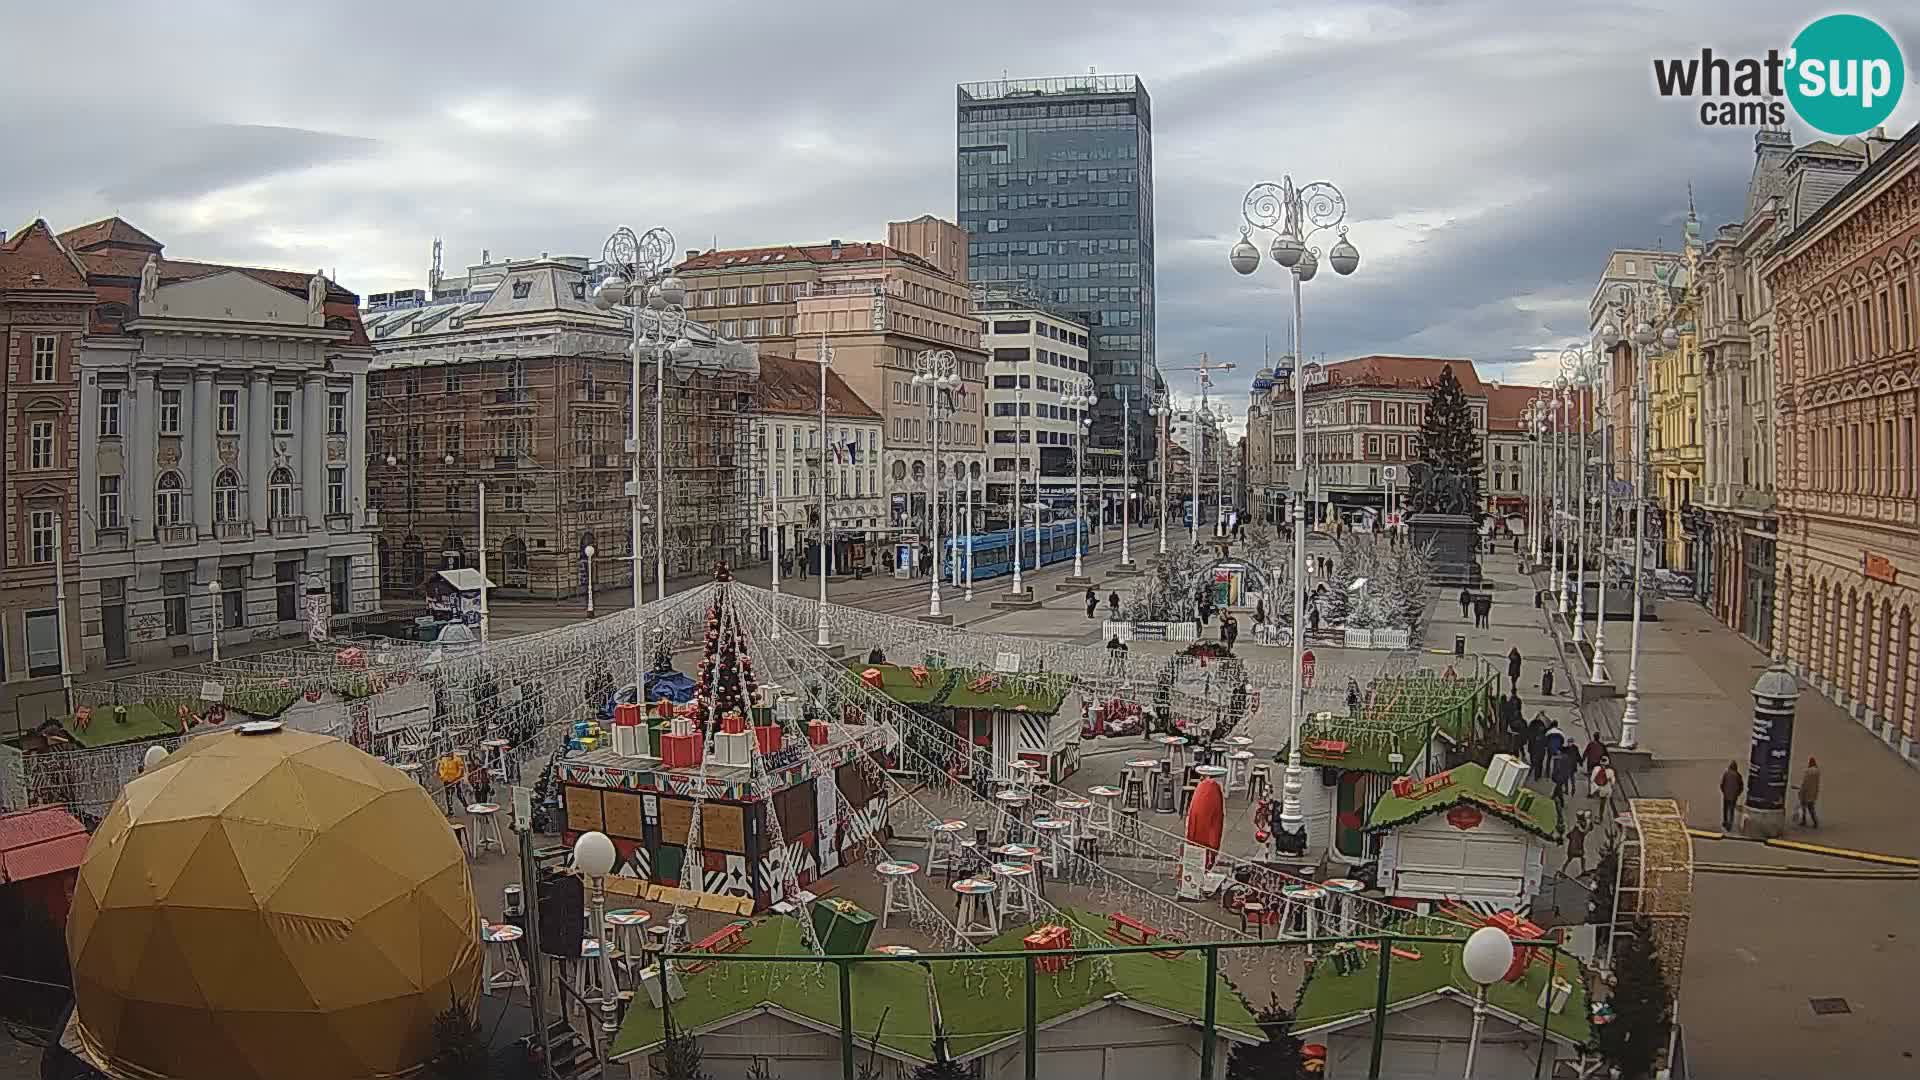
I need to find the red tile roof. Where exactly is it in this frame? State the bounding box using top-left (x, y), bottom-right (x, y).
top-left (1484, 383), bottom-right (1549, 432)
top-left (757, 355), bottom-right (882, 419)
top-left (678, 242), bottom-right (938, 275)
top-left (56, 216), bottom-right (163, 254)
top-left (0, 220), bottom-right (91, 291)
top-left (1321, 355), bottom-right (1488, 395)
top-left (0, 806), bottom-right (87, 884)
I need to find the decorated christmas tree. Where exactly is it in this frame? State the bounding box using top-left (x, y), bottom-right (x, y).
top-left (1411, 364), bottom-right (1485, 513)
top-left (1597, 919), bottom-right (1672, 1080)
top-left (690, 599), bottom-right (759, 728)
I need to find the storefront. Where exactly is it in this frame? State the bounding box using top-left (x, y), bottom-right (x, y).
top-left (1741, 530), bottom-right (1776, 648)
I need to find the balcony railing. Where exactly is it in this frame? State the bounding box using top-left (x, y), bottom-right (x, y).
top-left (216, 521), bottom-right (251, 541)
top-left (270, 516), bottom-right (307, 538)
top-left (325, 513), bottom-right (354, 532)
top-left (94, 526), bottom-right (128, 552)
top-left (157, 525), bottom-right (195, 546)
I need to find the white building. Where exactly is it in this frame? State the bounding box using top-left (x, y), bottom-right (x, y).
top-left (64, 220), bottom-right (378, 669)
top-left (752, 355), bottom-right (887, 574)
top-left (978, 296), bottom-right (1095, 521)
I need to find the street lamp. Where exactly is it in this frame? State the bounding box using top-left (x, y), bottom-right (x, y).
top-left (1118, 387), bottom-right (1135, 568)
top-left (1606, 298), bottom-right (1660, 749)
top-left (810, 331), bottom-right (833, 647)
top-left (1213, 403), bottom-right (1235, 539)
top-left (1460, 926), bottom-right (1517, 1080)
top-left (1552, 374), bottom-right (1571, 617)
top-left (1064, 376), bottom-right (1096, 580)
top-left (571, 830), bottom-right (621, 1058)
top-left (1234, 174), bottom-right (1360, 856)
top-left (207, 579), bottom-right (223, 663)
top-left (583, 544), bottom-right (596, 617)
top-left (1561, 347), bottom-right (1592, 646)
top-left (1589, 339), bottom-right (1614, 685)
top-left (1148, 389), bottom-right (1173, 556)
top-left (595, 224), bottom-right (689, 679)
top-left (913, 349), bottom-right (960, 620)
top-left (964, 461), bottom-right (976, 602)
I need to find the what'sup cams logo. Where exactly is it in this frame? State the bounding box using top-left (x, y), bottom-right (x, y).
top-left (1653, 14), bottom-right (1905, 135)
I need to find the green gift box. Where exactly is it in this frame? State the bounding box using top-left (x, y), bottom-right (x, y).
top-left (809, 898), bottom-right (876, 955)
top-left (646, 721), bottom-right (668, 759)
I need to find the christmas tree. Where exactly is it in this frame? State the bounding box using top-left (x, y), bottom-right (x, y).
top-left (428, 997), bottom-right (491, 1080)
top-left (1596, 918), bottom-right (1672, 1080)
top-left (690, 599), bottom-right (758, 729)
top-left (1226, 995), bottom-right (1306, 1080)
top-left (1410, 364), bottom-right (1484, 513)
top-left (652, 1016), bottom-right (711, 1080)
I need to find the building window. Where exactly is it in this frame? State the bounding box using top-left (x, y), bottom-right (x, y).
top-left (155, 472), bottom-right (184, 527)
top-left (156, 388), bottom-right (181, 434)
top-left (219, 565), bottom-right (244, 630)
top-left (24, 609), bottom-right (60, 677)
top-left (217, 389), bottom-right (239, 433)
top-left (330, 557), bottom-right (352, 615)
top-left (328, 391), bottom-right (348, 434)
top-left (98, 476), bottom-right (122, 528)
top-left (446, 482), bottom-right (466, 512)
top-left (765, 284), bottom-right (784, 303)
top-left (30, 335), bottom-right (57, 383)
top-left (276, 561), bottom-right (299, 622)
top-left (743, 318), bottom-right (761, 337)
top-left (741, 286), bottom-right (758, 304)
top-left (213, 468), bottom-right (242, 523)
top-left (503, 484), bottom-right (524, 511)
top-left (446, 423), bottom-right (464, 451)
top-left (269, 467), bottom-right (295, 519)
top-left (28, 509), bottom-right (56, 564)
top-left (273, 390), bottom-right (293, 432)
top-left (445, 369), bottom-right (462, 393)
top-left (327, 467), bottom-right (347, 515)
top-left (721, 288), bottom-right (738, 305)
top-left (163, 571), bottom-right (190, 637)
top-left (99, 389), bottom-right (121, 437)
top-left (29, 420), bottom-right (55, 470)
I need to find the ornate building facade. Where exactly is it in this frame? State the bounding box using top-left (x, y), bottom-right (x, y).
top-left (1767, 125), bottom-right (1919, 760)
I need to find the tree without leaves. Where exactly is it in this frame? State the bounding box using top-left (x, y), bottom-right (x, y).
top-left (652, 1014), bottom-right (712, 1080)
top-left (428, 997), bottom-right (491, 1080)
top-left (1596, 918), bottom-right (1672, 1080)
top-left (1226, 995), bottom-right (1307, 1080)
top-left (1411, 365), bottom-right (1484, 513)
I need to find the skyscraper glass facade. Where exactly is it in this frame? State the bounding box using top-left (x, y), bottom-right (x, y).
top-left (957, 75), bottom-right (1155, 463)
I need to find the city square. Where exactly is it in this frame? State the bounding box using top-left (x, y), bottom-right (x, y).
top-left (2, 5), bottom-right (1918, 1080)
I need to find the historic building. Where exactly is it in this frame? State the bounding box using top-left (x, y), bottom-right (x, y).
top-left (678, 222), bottom-right (987, 534)
top-left (61, 219), bottom-right (380, 670)
top-left (1592, 249), bottom-right (1681, 473)
top-left (975, 288), bottom-right (1098, 523)
top-left (361, 252), bottom-right (758, 600)
top-left (0, 223), bottom-right (90, 738)
top-left (751, 355), bottom-right (885, 575)
top-left (1696, 126), bottom-right (1874, 647)
top-left (1766, 123), bottom-right (1919, 760)
top-left (1649, 205), bottom-right (1707, 575)
top-left (1484, 382), bottom-right (1548, 525)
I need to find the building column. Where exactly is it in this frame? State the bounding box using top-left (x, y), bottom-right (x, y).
top-left (248, 372), bottom-right (271, 527)
top-left (301, 373), bottom-right (325, 522)
top-left (349, 372), bottom-right (368, 528)
top-left (192, 372), bottom-right (215, 535)
top-left (129, 371), bottom-right (157, 536)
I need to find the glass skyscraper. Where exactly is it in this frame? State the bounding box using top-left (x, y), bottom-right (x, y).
top-left (957, 75), bottom-right (1156, 464)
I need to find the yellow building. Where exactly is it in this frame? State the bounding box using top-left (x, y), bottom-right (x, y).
top-left (1649, 200), bottom-right (1707, 573)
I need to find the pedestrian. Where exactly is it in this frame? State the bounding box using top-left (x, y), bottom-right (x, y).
top-left (1550, 743), bottom-right (1577, 807)
top-left (1458, 587), bottom-right (1472, 619)
top-left (1503, 695), bottom-right (1529, 755)
top-left (1223, 614), bottom-right (1239, 651)
top-left (1719, 761), bottom-right (1744, 831)
top-left (1507, 647), bottom-right (1522, 693)
top-left (1346, 681), bottom-right (1363, 718)
top-left (1563, 811), bottom-right (1590, 875)
top-left (1542, 717), bottom-right (1565, 760)
top-left (1582, 731), bottom-right (1606, 779)
top-left (1085, 586), bottom-right (1098, 620)
top-left (1796, 756), bottom-right (1821, 828)
top-left (1473, 593), bottom-right (1492, 629)
top-left (1308, 603), bottom-right (1322, 634)
top-left (1526, 712), bottom-right (1549, 779)
top-left (867, 646), bottom-right (887, 665)
top-left (1106, 635), bottom-right (1127, 674)
top-left (1254, 598), bottom-right (1267, 626)
top-left (1589, 755), bottom-right (1615, 802)
top-left (1540, 666), bottom-right (1556, 698)
top-left (1108, 590), bottom-right (1121, 618)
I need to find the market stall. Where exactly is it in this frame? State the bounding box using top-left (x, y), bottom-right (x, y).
top-left (1367, 761), bottom-right (1561, 911)
top-left (850, 661), bottom-right (1077, 781)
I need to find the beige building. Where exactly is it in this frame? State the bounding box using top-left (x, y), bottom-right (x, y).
top-left (678, 218), bottom-right (988, 534)
top-left (974, 289), bottom-right (1095, 522)
top-left (1766, 124), bottom-right (1919, 759)
top-left (751, 355), bottom-right (885, 574)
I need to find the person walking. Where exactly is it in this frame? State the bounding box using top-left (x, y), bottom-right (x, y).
top-left (1719, 761), bottom-right (1744, 831)
top-left (1526, 712), bottom-right (1550, 779)
top-left (1503, 695), bottom-right (1529, 756)
top-left (1458, 587), bottom-right (1472, 619)
top-left (1085, 586), bottom-right (1098, 620)
top-left (1796, 757), bottom-right (1822, 828)
top-left (1589, 755), bottom-right (1615, 802)
top-left (1550, 743), bottom-right (1577, 809)
top-left (1473, 592), bottom-right (1492, 629)
top-left (1222, 613), bottom-right (1240, 651)
top-left (1108, 590), bottom-right (1121, 618)
top-left (1542, 717), bottom-right (1565, 762)
top-left (1106, 635), bottom-right (1127, 675)
top-left (1563, 811), bottom-right (1591, 875)
top-left (1507, 647), bottom-right (1523, 693)
top-left (1582, 731), bottom-right (1607, 785)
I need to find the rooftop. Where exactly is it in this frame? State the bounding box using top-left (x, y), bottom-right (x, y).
top-left (677, 242), bottom-right (941, 276)
top-left (1366, 761), bottom-right (1561, 840)
top-left (757, 355), bottom-right (882, 420)
top-left (1294, 938), bottom-right (1591, 1047)
top-left (959, 75), bottom-right (1145, 101)
top-left (1484, 383), bottom-right (1550, 433)
top-left (0, 220), bottom-right (90, 291)
top-left (0, 805), bottom-right (88, 884)
top-left (1319, 355), bottom-right (1488, 396)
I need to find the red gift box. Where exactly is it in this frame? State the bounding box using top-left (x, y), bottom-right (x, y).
top-left (1024, 924), bottom-right (1072, 973)
top-left (753, 725), bottom-right (783, 755)
top-left (614, 703), bottom-right (642, 727)
top-left (807, 719), bottom-right (829, 746)
top-left (661, 732), bottom-right (703, 769)
top-left (722, 713), bottom-right (748, 735)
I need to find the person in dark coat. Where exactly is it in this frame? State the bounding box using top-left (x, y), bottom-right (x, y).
top-left (1222, 614), bottom-right (1239, 651)
top-left (1526, 713), bottom-right (1550, 779)
top-left (1720, 761), bottom-right (1744, 830)
top-left (1473, 592), bottom-right (1493, 629)
top-left (1582, 732), bottom-right (1607, 777)
top-left (1503, 695), bottom-right (1529, 755)
top-left (1551, 743), bottom-right (1579, 806)
top-left (1106, 635), bottom-right (1127, 674)
top-left (1797, 757), bottom-right (1822, 828)
top-left (1458, 587), bottom-right (1473, 619)
top-left (1085, 586), bottom-right (1098, 619)
top-left (1507, 648), bottom-right (1523, 693)
top-left (1108, 590), bottom-right (1121, 618)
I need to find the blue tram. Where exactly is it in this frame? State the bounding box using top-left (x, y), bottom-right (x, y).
top-left (942, 521), bottom-right (1085, 582)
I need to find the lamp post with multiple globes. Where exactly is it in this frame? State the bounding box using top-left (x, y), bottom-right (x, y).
top-left (913, 350), bottom-right (960, 620)
top-left (1600, 290), bottom-right (1660, 748)
top-left (1064, 376), bottom-right (1097, 580)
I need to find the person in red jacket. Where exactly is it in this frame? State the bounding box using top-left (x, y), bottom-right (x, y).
top-left (1719, 761), bottom-right (1744, 831)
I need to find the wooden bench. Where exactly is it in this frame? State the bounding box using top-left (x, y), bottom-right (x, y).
top-left (1353, 939), bottom-right (1424, 962)
top-left (680, 921), bottom-right (750, 974)
top-left (1107, 912), bottom-right (1159, 947)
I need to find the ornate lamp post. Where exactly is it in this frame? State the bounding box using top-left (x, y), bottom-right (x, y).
top-left (1231, 175), bottom-right (1361, 854)
top-left (1602, 296), bottom-right (1659, 748)
top-left (583, 544), bottom-right (596, 617)
top-left (812, 332), bottom-right (833, 646)
top-left (595, 226), bottom-right (690, 678)
top-left (1148, 389), bottom-right (1173, 556)
top-left (964, 461), bottom-right (976, 602)
top-left (1589, 343), bottom-right (1613, 684)
top-left (1064, 376), bottom-right (1097, 580)
top-left (1552, 375), bottom-right (1571, 617)
top-left (1562, 347), bottom-right (1593, 645)
top-left (1118, 387), bottom-right (1135, 568)
top-left (913, 350), bottom-right (960, 619)
top-left (571, 831), bottom-right (621, 1059)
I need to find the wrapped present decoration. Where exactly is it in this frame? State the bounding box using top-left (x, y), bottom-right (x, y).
top-left (721, 712), bottom-right (747, 735)
top-left (860, 668), bottom-right (884, 691)
top-left (753, 724), bottom-right (783, 755)
top-left (714, 730), bottom-right (753, 768)
top-left (809, 898), bottom-right (876, 955)
top-left (614, 702), bottom-right (643, 728)
top-left (807, 719), bottom-right (829, 747)
top-left (646, 722), bottom-right (667, 759)
top-left (661, 732), bottom-right (703, 769)
top-left (1023, 924), bottom-right (1072, 973)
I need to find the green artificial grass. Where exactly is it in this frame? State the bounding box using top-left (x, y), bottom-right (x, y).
top-left (612, 907), bottom-right (1263, 1062)
top-left (63, 701), bottom-right (184, 747)
top-left (1366, 762), bottom-right (1560, 840)
top-left (226, 687), bottom-right (299, 719)
top-left (1293, 939), bottom-right (1591, 1046)
top-left (1291, 713), bottom-right (1435, 775)
top-left (849, 662), bottom-right (1069, 717)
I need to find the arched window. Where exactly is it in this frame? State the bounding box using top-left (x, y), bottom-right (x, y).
top-left (269, 467), bottom-right (295, 520)
top-left (155, 471), bottom-right (184, 527)
top-left (214, 468), bottom-right (242, 523)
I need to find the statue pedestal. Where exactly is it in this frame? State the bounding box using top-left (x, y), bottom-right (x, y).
top-left (1407, 513), bottom-right (1482, 588)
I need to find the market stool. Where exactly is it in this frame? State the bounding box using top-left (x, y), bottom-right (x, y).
top-left (1320, 879), bottom-right (1365, 936)
top-left (990, 862), bottom-right (1036, 921)
top-left (1118, 806), bottom-right (1142, 843)
top-left (876, 860), bottom-right (921, 929)
top-left (1120, 771), bottom-right (1148, 813)
top-left (604, 908), bottom-right (651, 973)
top-left (952, 878), bottom-right (1001, 940)
top-left (665, 913), bottom-right (690, 951)
top-left (1281, 885), bottom-right (1325, 948)
top-left (449, 820), bottom-right (469, 858)
top-left (993, 789), bottom-right (1030, 845)
top-left (466, 803), bottom-right (505, 857)
top-left (1030, 818), bottom-right (1072, 880)
top-left (952, 838), bottom-right (982, 882)
top-left (1054, 796), bottom-right (1093, 839)
top-left (480, 737), bottom-right (513, 777)
top-left (1227, 750), bottom-right (1255, 796)
top-left (1248, 764), bottom-right (1273, 804)
top-left (1208, 743), bottom-right (1230, 769)
top-left (569, 938), bottom-right (621, 1007)
top-left (481, 923), bottom-right (526, 993)
top-left (643, 925), bottom-right (672, 971)
top-left (1086, 786), bottom-right (1121, 833)
top-left (395, 761), bottom-right (425, 789)
top-left (1009, 759), bottom-right (1041, 789)
top-left (1178, 779), bottom-right (1200, 815)
top-left (1239, 901), bottom-right (1268, 939)
top-left (927, 819), bottom-right (969, 875)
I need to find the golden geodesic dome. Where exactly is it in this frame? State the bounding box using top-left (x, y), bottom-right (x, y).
top-left (66, 724), bottom-right (481, 1080)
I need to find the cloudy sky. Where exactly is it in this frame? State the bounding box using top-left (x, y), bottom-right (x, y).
top-left (7, 1), bottom-right (1917, 413)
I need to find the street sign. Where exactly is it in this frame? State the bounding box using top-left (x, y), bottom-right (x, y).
top-left (1301, 650), bottom-right (1316, 687)
top-left (1382, 465), bottom-right (1398, 482)
top-left (1610, 480), bottom-right (1632, 499)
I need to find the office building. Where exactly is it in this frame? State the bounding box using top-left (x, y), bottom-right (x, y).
top-left (752, 355), bottom-right (886, 574)
top-left (975, 287), bottom-right (1097, 522)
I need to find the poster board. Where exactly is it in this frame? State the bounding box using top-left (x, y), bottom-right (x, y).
top-left (701, 803), bottom-right (747, 854)
top-left (601, 790), bottom-right (645, 840)
top-left (658, 798), bottom-right (695, 846)
top-left (564, 785), bottom-right (604, 832)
